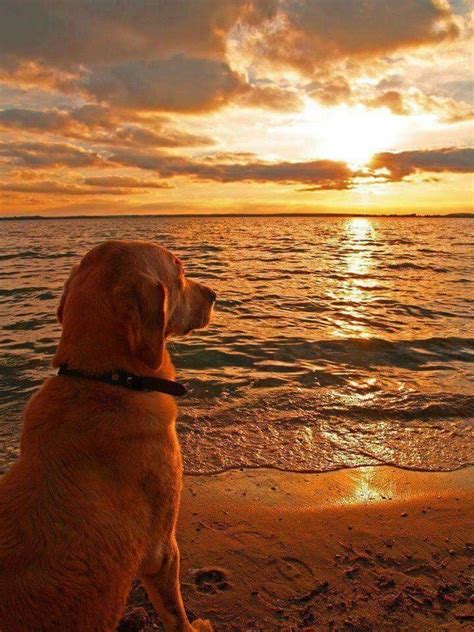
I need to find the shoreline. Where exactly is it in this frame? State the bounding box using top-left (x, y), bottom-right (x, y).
top-left (122, 465), bottom-right (473, 631)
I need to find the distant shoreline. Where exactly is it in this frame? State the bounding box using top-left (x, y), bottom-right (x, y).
top-left (1, 212), bottom-right (473, 221)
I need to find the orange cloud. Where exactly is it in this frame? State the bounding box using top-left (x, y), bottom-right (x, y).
top-left (78, 56), bottom-right (246, 113)
top-left (0, 176), bottom-right (173, 197)
top-left (108, 148), bottom-right (353, 187)
top-left (0, 1), bottom-right (277, 67)
top-left (365, 90), bottom-right (411, 116)
top-left (0, 141), bottom-right (105, 168)
top-left (245, 0), bottom-right (461, 76)
top-left (83, 176), bottom-right (173, 189)
top-left (0, 181), bottom-right (126, 195)
top-left (109, 125), bottom-right (214, 148)
top-left (0, 107), bottom-right (215, 147)
top-left (370, 147), bottom-right (474, 179)
top-left (306, 77), bottom-right (352, 106)
top-left (0, 106), bottom-right (118, 135)
top-left (238, 84), bottom-right (304, 111)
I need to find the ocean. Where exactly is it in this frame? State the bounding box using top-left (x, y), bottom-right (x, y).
top-left (0, 216), bottom-right (473, 475)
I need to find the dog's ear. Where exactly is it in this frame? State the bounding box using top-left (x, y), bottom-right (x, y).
top-left (57, 265), bottom-right (79, 325)
top-left (114, 273), bottom-right (167, 371)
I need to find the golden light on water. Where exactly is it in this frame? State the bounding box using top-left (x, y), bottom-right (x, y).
top-left (331, 218), bottom-right (375, 339)
top-left (346, 218), bottom-right (374, 241)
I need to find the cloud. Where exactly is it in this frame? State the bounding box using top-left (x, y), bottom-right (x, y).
top-left (306, 82), bottom-right (474, 122)
top-left (0, 107), bottom-right (71, 131)
top-left (370, 147), bottom-right (474, 179)
top-left (305, 77), bottom-right (352, 106)
top-left (0, 176), bottom-right (173, 196)
top-left (0, 2), bottom-right (278, 113)
top-left (0, 1), bottom-right (465, 119)
top-left (238, 84), bottom-right (304, 111)
top-left (109, 125), bottom-right (214, 147)
top-left (364, 89), bottom-right (474, 122)
top-left (246, 0), bottom-right (462, 76)
top-left (109, 148), bottom-right (353, 187)
top-left (439, 79), bottom-right (474, 105)
top-left (69, 104), bottom-right (119, 128)
top-left (83, 176), bottom-right (173, 189)
top-left (0, 141), bottom-right (105, 168)
top-left (0, 105), bottom-right (117, 133)
top-left (0, 107), bottom-right (215, 146)
top-left (411, 92), bottom-right (474, 122)
top-left (78, 56), bottom-right (245, 112)
top-left (0, 181), bottom-right (125, 195)
top-left (0, 1), bottom-right (278, 68)
top-left (365, 90), bottom-right (411, 116)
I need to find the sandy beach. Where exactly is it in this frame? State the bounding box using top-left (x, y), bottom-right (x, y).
top-left (119, 465), bottom-right (473, 631)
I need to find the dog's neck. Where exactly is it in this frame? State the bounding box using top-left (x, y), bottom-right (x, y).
top-left (53, 328), bottom-right (175, 381)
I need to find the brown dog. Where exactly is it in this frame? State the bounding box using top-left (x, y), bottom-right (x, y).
top-left (0, 240), bottom-right (215, 632)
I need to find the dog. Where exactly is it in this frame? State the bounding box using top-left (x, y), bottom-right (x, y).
top-left (0, 240), bottom-right (215, 632)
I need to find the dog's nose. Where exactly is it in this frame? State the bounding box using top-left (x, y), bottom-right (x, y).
top-left (208, 289), bottom-right (217, 303)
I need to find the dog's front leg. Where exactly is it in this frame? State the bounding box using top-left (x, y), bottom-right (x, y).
top-left (140, 538), bottom-right (213, 632)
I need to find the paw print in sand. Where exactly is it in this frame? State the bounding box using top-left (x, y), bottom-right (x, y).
top-left (192, 568), bottom-right (231, 595)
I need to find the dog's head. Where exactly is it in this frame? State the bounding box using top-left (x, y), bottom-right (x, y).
top-left (56, 240), bottom-right (216, 371)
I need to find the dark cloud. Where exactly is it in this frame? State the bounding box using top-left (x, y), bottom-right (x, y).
top-left (0, 107), bottom-right (215, 146)
top-left (83, 176), bottom-right (173, 189)
top-left (0, 105), bottom-right (116, 133)
top-left (0, 181), bottom-right (125, 195)
top-left (109, 148), bottom-right (353, 187)
top-left (0, 107), bottom-right (70, 130)
top-left (78, 56), bottom-right (245, 112)
top-left (110, 125), bottom-right (214, 148)
top-left (0, 141), bottom-right (105, 168)
top-left (0, 175), bottom-right (173, 195)
top-left (0, 2), bottom-right (278, 113)
top-left (200, 151), bottom-right (259, 163)
top-left (249, 0), bottom-right (461, 75)
top-left (0, 0), bottom-right (466, 119)
top-left (370, 147), bottom-right (474, 179)
top-left (69, 104), bottom-right (118, 128)
top-left (0, 1), bottom-right (278, 67)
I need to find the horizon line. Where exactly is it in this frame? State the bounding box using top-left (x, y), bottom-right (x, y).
top-left (1, 211), bottom-right (473, 221)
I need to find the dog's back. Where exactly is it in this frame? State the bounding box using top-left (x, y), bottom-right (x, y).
top-left (1, 240), bottom-right (215, 632)
top-left (0, 377), bottom-right (176, 632)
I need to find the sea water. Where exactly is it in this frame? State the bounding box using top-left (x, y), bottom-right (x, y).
top-left (0, 216), bottom-right (472, 474)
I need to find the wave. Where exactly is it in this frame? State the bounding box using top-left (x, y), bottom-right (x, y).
top-left (0, 250), bottom-right (77, 261)
top-left (174, 336), bottom-right (474, 372)
top-left (385, 262), bottom-right (449, 272)
top-left (177, 387), bottom-right (474, 475)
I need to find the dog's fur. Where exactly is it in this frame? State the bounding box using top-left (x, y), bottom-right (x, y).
top-left (0, 240), bottom-right (215, 632)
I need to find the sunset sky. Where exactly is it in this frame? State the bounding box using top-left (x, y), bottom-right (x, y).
top-left (0, 0), bottom-right (472, 216)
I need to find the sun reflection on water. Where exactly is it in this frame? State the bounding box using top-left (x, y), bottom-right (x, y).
top-left (331, 218), bottom-right (376, 339)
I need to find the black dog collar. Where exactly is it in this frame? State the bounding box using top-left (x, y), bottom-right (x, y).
top-left (58, 364), bottom-right (187, 397)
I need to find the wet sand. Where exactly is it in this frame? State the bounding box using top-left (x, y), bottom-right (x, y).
top-left (120, 466), bottom-right (473, 631)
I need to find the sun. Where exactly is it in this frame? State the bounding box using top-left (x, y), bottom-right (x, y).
top-left (301, 101), bottom-right (404, 168)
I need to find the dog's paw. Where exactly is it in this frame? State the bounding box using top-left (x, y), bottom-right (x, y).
top-left (191, 619), bottom-right (214, 632)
